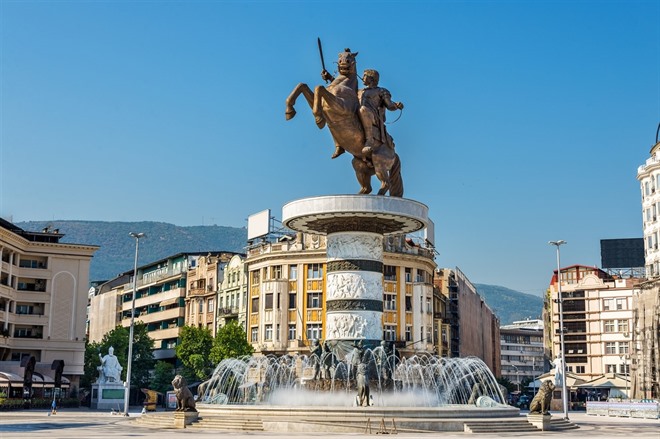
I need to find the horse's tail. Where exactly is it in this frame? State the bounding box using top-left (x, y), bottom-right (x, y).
top-left (389, 154), bottom-right (404, 197)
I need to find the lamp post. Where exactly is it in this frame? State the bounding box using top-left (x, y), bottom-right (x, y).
top-left (549, 240), bottom-right (569, 420)
top-left (124, 232), bottom-right (145, 416)
top-left (620, 353), bottom-right (629, 399)
top-left (511, 364), bottom-right (520, 392)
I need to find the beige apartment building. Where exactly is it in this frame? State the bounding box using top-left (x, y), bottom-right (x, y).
top-left (185, 252), bottom-right (240, 336)
top-left (500, 319), bottom-right (545, 389)
top-left (635, 136), bottom-right (660, 399)
top-left (216, 254), bottom-right (248, 331)
top-left (90, 252), bottom-right (224, 361)
top-left (441, 267), bottom-right (501, 376)
top-left (0, 219), bottom-right (98, 394)
top-left (245, 233), bottom-right (437, 358)
top-left (547, 265), bottom-right (637, 392)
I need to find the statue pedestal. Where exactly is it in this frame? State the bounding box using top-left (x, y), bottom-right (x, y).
top-left (283, 195), bottom-right (429, 352)
top-left (527, 413), bottom-right (551, 431)
top-left (91, 382), bottom-right (126, 411)
top-left (174, 411), bottom-right (199, 429)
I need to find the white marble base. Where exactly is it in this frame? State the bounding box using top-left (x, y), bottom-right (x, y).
top-left (91, 382), bottom-right (126, 410)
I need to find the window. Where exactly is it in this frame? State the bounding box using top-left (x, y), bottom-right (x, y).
top-left (198, 300), bottom-right (204, 313)
top-left (384, 325), bottom-right (396, 341)
top-left (405, 267), bottom-right (412, 283)
top-left (384, 294), bottom-right (396, 311)
top-left (384, 265), bottom-right (396, 281)
top-left (426, 297), bottom-right (432, 313)
top-left (251, 297), bottom-right (259, 313)
top-left (307, 264), bottom-right (323, 279)
top-left (289, 265), bottom-right (298, 280)
top-left (250, 270), bottom-right (260, 284)
top-left (288, 324), bottom-right (296, 340)
top-left (616, 298), bottom-right (626, 310)
top-left (264, 324), bottom-right (273, 340)
top-left (575, 366), bottom-right (585, 374)
top-left (606, 364), bottom-right (616, 374)
top-left (288, 293), bottom-right (296, 309)
top-left (603, 299), bottom-right (612, 311)
top-left (620, 363), bottom-right (630, 375)
top-left (307, 292), bottom-right (322, 309)
top-left (271, 265), bottom-right (282, 279)
top-left (207, 299), bottom-right (214, 312)
top-left (251, 327), bottom-right (258, 342)
top-left (619, 342), bottom-right (629, 354)
top-left (604, 320), bottom-right (616, 333)
top-left (306, 323), bottom-right (322, 341)
top-left (618, 320), bottom-right (629, 333)
top-left (405, 296), bottom-right (412, 312)
top-left (265, 293), bottom-right (273, 310)
top-left (606, 342), bottom-right (617, 354)
top-left (405, 326), bottom-right (412, 342)
top-left (16, 305), bottom-right (34, 315)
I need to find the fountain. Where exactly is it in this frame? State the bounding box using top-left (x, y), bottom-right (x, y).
top-left (200, 351), bottom-right (505, 407)
top-left (193, 196), bottom-right (518, 432)
top-left (189, 45), bottom-right (523, 433)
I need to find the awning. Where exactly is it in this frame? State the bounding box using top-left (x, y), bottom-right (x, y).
top-left (0, 371), bottom-right (69, 388)
top-left (160, 297), bottom-right (180, 307)
top-left (577, 374), bottom-right (629, 390)
top-left (0, 371), bottom-right (24, 386)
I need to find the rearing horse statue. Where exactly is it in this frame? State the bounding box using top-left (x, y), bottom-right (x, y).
top-left (285, 49), bottom-right (404, 197)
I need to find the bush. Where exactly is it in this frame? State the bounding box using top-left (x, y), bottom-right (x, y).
top-left (0, 397), bottom-right (80, 411)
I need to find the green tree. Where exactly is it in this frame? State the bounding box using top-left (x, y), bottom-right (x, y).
top-left (81, 339), bottom-right (102, 389)
top-left (82, 324), bottom-right (155, 390)
top-left (151, 361), bottom-right (176, 394)
top-left (496, 376), bottom-right (516, 394)
top-left (176, 325), bottom-right (214, 380)
top-left (210, 321), bottom-right (254, 365)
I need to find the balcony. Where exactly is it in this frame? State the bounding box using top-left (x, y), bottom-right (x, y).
top-left (189, 287), bottom-right (211, 297)
top-left (218, 307), bottom-right (239, 317)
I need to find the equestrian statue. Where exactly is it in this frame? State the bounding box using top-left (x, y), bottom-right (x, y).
top-left (285, 41), bottom-right (404, 197)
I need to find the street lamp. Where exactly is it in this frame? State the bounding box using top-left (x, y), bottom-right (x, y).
top-left (549, 240), bottom-right (569, 420)
top-left (620, 353), bottom-right (629, 399)
top-left (511, 364), bottom-right (520, 392)
top-left (124, 232), bottom-right (145, 416)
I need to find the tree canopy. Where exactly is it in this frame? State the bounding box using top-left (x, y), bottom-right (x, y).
top-left (175, 325), bottom-right (214, 381)
top-left (82, 324), bottom-right (154, 389)
top-left (210, 321), bottom-right (254, 365)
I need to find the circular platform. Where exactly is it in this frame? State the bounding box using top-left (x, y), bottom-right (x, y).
top-left (282, 195), bottom-right (429, 235)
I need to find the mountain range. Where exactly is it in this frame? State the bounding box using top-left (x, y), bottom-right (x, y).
top-left (16, 220), bottom-right (543, 325)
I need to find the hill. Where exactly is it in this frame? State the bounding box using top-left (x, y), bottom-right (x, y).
top-left (15, 221), bottom-right (541, 325)
top-left (474, 284), bottom-right (545, 325)
top-left (16, 220), bottom-right (247, 281)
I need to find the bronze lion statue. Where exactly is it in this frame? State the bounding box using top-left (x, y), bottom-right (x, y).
top-left (172, 374), bottom-right (196, 412)
top-left (529, 380), bottom-right (555, 415)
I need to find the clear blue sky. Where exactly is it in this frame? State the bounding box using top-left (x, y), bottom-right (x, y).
top-left (1, 1), bottom-right (659, 296)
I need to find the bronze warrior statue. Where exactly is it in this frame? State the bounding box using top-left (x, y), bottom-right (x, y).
top-left (285, 43), bottom-right (404, 197)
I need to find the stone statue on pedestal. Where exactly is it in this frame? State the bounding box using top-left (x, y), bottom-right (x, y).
top-left (97, 346), bottom-right (123, 384)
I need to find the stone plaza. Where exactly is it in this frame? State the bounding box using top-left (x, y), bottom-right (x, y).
top-left (0, 408), bottom-right (658, 439)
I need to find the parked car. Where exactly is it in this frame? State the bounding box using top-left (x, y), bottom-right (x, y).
top-left (516, 395), bottom-right (531, 409)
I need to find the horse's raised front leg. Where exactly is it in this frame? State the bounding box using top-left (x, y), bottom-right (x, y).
top-left (352, 157), bottom-right (373, 195)
top-left (313, 85), bottom-right (340, 129)
top-left (285, 83), bottom-right (315, 120)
